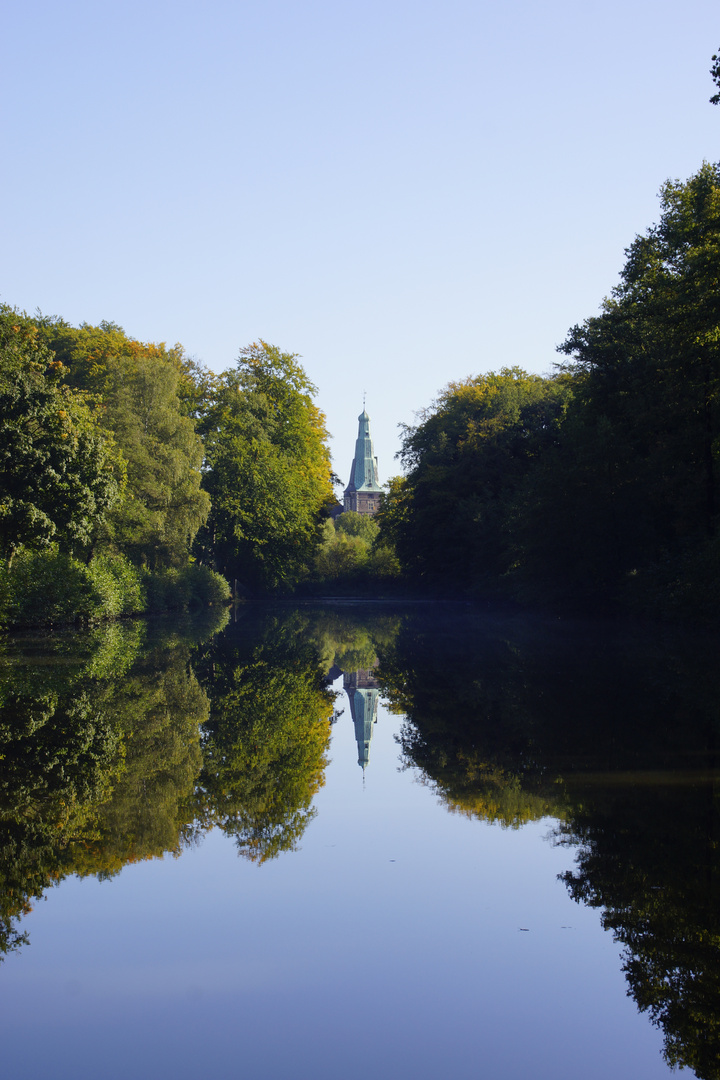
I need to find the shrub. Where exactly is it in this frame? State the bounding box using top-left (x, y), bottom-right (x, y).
top-left (335, 511), bottom-right (379, 543)
top-left (145, 565), bottom-right (230, 612)
top-left (86, 554), bottom-right (146, 617)
top-left (1, 549), bottom-right (103, 626)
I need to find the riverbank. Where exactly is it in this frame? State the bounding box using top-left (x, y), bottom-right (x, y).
top-left (0, 549), bottom-right (230, 629)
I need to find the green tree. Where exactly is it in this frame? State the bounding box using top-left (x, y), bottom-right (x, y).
top-left (36, 318), bottom-right (210, 567)
top-left (198, 341), bottom-right (334, 590)
top-left (0, 308), bottom-right (122, 565)
top-left (335, 510), bottom-right (379, 543)
top-left (314, 523), bottom-right (370, 580)
top-left (546, 162), bottom-right (720, 612)
top-left (377, 368), bottom-right (570, 591)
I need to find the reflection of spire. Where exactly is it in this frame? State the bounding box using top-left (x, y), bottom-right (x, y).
top-left (343, 668), bottom-right (380, 770)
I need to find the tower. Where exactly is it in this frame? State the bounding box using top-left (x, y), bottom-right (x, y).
top-left (343, 409), bottom-right (382, 515)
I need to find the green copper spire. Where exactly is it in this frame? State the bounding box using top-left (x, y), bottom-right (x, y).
top-left (343, 408), bottom-right (382, 515)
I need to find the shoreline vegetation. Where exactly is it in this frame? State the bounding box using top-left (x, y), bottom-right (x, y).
top-left (2, 161), bottom-right (720, 627)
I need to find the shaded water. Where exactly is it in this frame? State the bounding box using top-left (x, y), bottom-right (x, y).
top-left (0, 603), bottom-right (718, 1079)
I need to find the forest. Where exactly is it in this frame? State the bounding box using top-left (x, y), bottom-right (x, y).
top-left (0, 314), bottom-right (335, 626)
top-left (376, 161), bottom-right (720, 621)
top-left (2, 159), bottom-right (720, 624)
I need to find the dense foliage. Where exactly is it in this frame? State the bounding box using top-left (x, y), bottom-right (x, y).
top-left (5, 165), bottom-right (720, 624)
top-left (378, 162), bottom-right (720, 619)
top-left (311, 510), bottom-right (400, 589)
top-left (36, 317), bottom-right (211, 569)
top-left (197, 342), bottom-right (334, 590)
top-left (0, 313), bottom-right (336, 623)
top-left (0, 309), bottom-right (121, 566)
top-left (377, 368), bottom-right (570, 590)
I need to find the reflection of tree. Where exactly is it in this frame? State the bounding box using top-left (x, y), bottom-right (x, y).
top-left (65, 643), bottom-right (209, 878)
top-left (306, 608), bottom-right (402, 677)
top-left (0, 613), bottom-right (223, 956)
top-left (195, 611), bottom-right (334, 862)
top-left (398, 718), bottom-right (560, 827)
top-left (379, 613), bottom-right (566, 827)
top-left (377, 607), bottom-right (720, 1075)
top-left (4, 602), bottom-right (720, 1079)
top-left (0, 625), bottom-right (140, 953)
top-left (559, 780), bottom-right (720, 1079)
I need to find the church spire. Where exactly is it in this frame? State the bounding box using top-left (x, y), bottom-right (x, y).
top-left (343, 406), bottom-right (382, 515)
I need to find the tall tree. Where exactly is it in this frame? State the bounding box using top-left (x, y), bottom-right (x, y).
top-left (548, 162), bottom-right (720, 609)
top-left (199, 341), bottom-right (334, 590)
top-left (0, 307), bottom-right (121, 565)
top-left (710, 47), bottom-right (720, 104)
top-left (377, 368), bottom-right (570, 590)
top-left (36, 318), bottom-right (210, 568)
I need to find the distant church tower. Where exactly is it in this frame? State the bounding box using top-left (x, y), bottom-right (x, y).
top-left (343, 408), bottom-right (382, 515)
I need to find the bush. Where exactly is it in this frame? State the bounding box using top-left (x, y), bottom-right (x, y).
top-left (0, 549), bottom-right (148, 627)
top-left (144, 565), bottom-right (230, 612)
top-left (335, 511), bottom-right (379, 543)
top-left (314, 532), bottom-right (369, 580)
top-left (86, 554), bottom-right (146, 618)
top-left (0, 549), bottom-right (226, 627)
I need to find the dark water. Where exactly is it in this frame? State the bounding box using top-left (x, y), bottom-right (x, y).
top-left (0, 603), bottom-right (718, 1079)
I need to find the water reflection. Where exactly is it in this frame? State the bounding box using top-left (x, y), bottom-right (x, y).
top-left (193, 608), bottom-right (335, 862)
top-left (0, 611), bottom-right (226, 957)
top-left (0, 603), bottom-right (719, 1077)
top-left (372, 607), bottom-right (720, 1079)
top-left (343, 668), bottom-right (380, 770)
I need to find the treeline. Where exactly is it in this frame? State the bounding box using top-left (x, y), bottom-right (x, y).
top-left (376, 163), bottom-right (720, 620)
top-left (0, 309), bottom-right (336, 625)
top-left (5, 159), bottom-right (719, 622)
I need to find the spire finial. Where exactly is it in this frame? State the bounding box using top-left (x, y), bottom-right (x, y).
top-left (363, 390), bottom-right (366, 410)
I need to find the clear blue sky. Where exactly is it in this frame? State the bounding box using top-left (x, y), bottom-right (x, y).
top-left (3, 0), bottom-right (718, 481)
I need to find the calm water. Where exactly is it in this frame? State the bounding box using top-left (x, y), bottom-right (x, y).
top-left (0, 603), bottom-right (718, 1080)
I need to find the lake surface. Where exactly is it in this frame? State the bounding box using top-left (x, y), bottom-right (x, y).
top-left (0, 603), bottom-right (718, 1079)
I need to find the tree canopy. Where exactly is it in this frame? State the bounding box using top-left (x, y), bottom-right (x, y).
top-left (0, 307), bottom-right (122, 564)
top-left (377, 367), bottom-right (570, 590)
top-left (36, 318), bottom-right (210, 568)
top-left (198, 341), bottom-right (334, 590)
top-left (376, 162), bottom-right (720, 619)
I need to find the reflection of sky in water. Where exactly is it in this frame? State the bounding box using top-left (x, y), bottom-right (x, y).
top-left (0, 685), bottom-right (670, 1080)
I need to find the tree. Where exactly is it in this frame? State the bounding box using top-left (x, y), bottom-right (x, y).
top-left (0, 307), bottom-right (122, 565)
top-left (376, 368), bottom-right (570, 590)
top-left (548, 162), bottom-right (720, 610)
top-left (335, 510), bottom-right (379, 543)
top-left (199, 341), bottom-right (334, 590)
top-left (36, 318), bottom-right (210, 568)
top-left (711, 48), bottom-right (720, 104)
